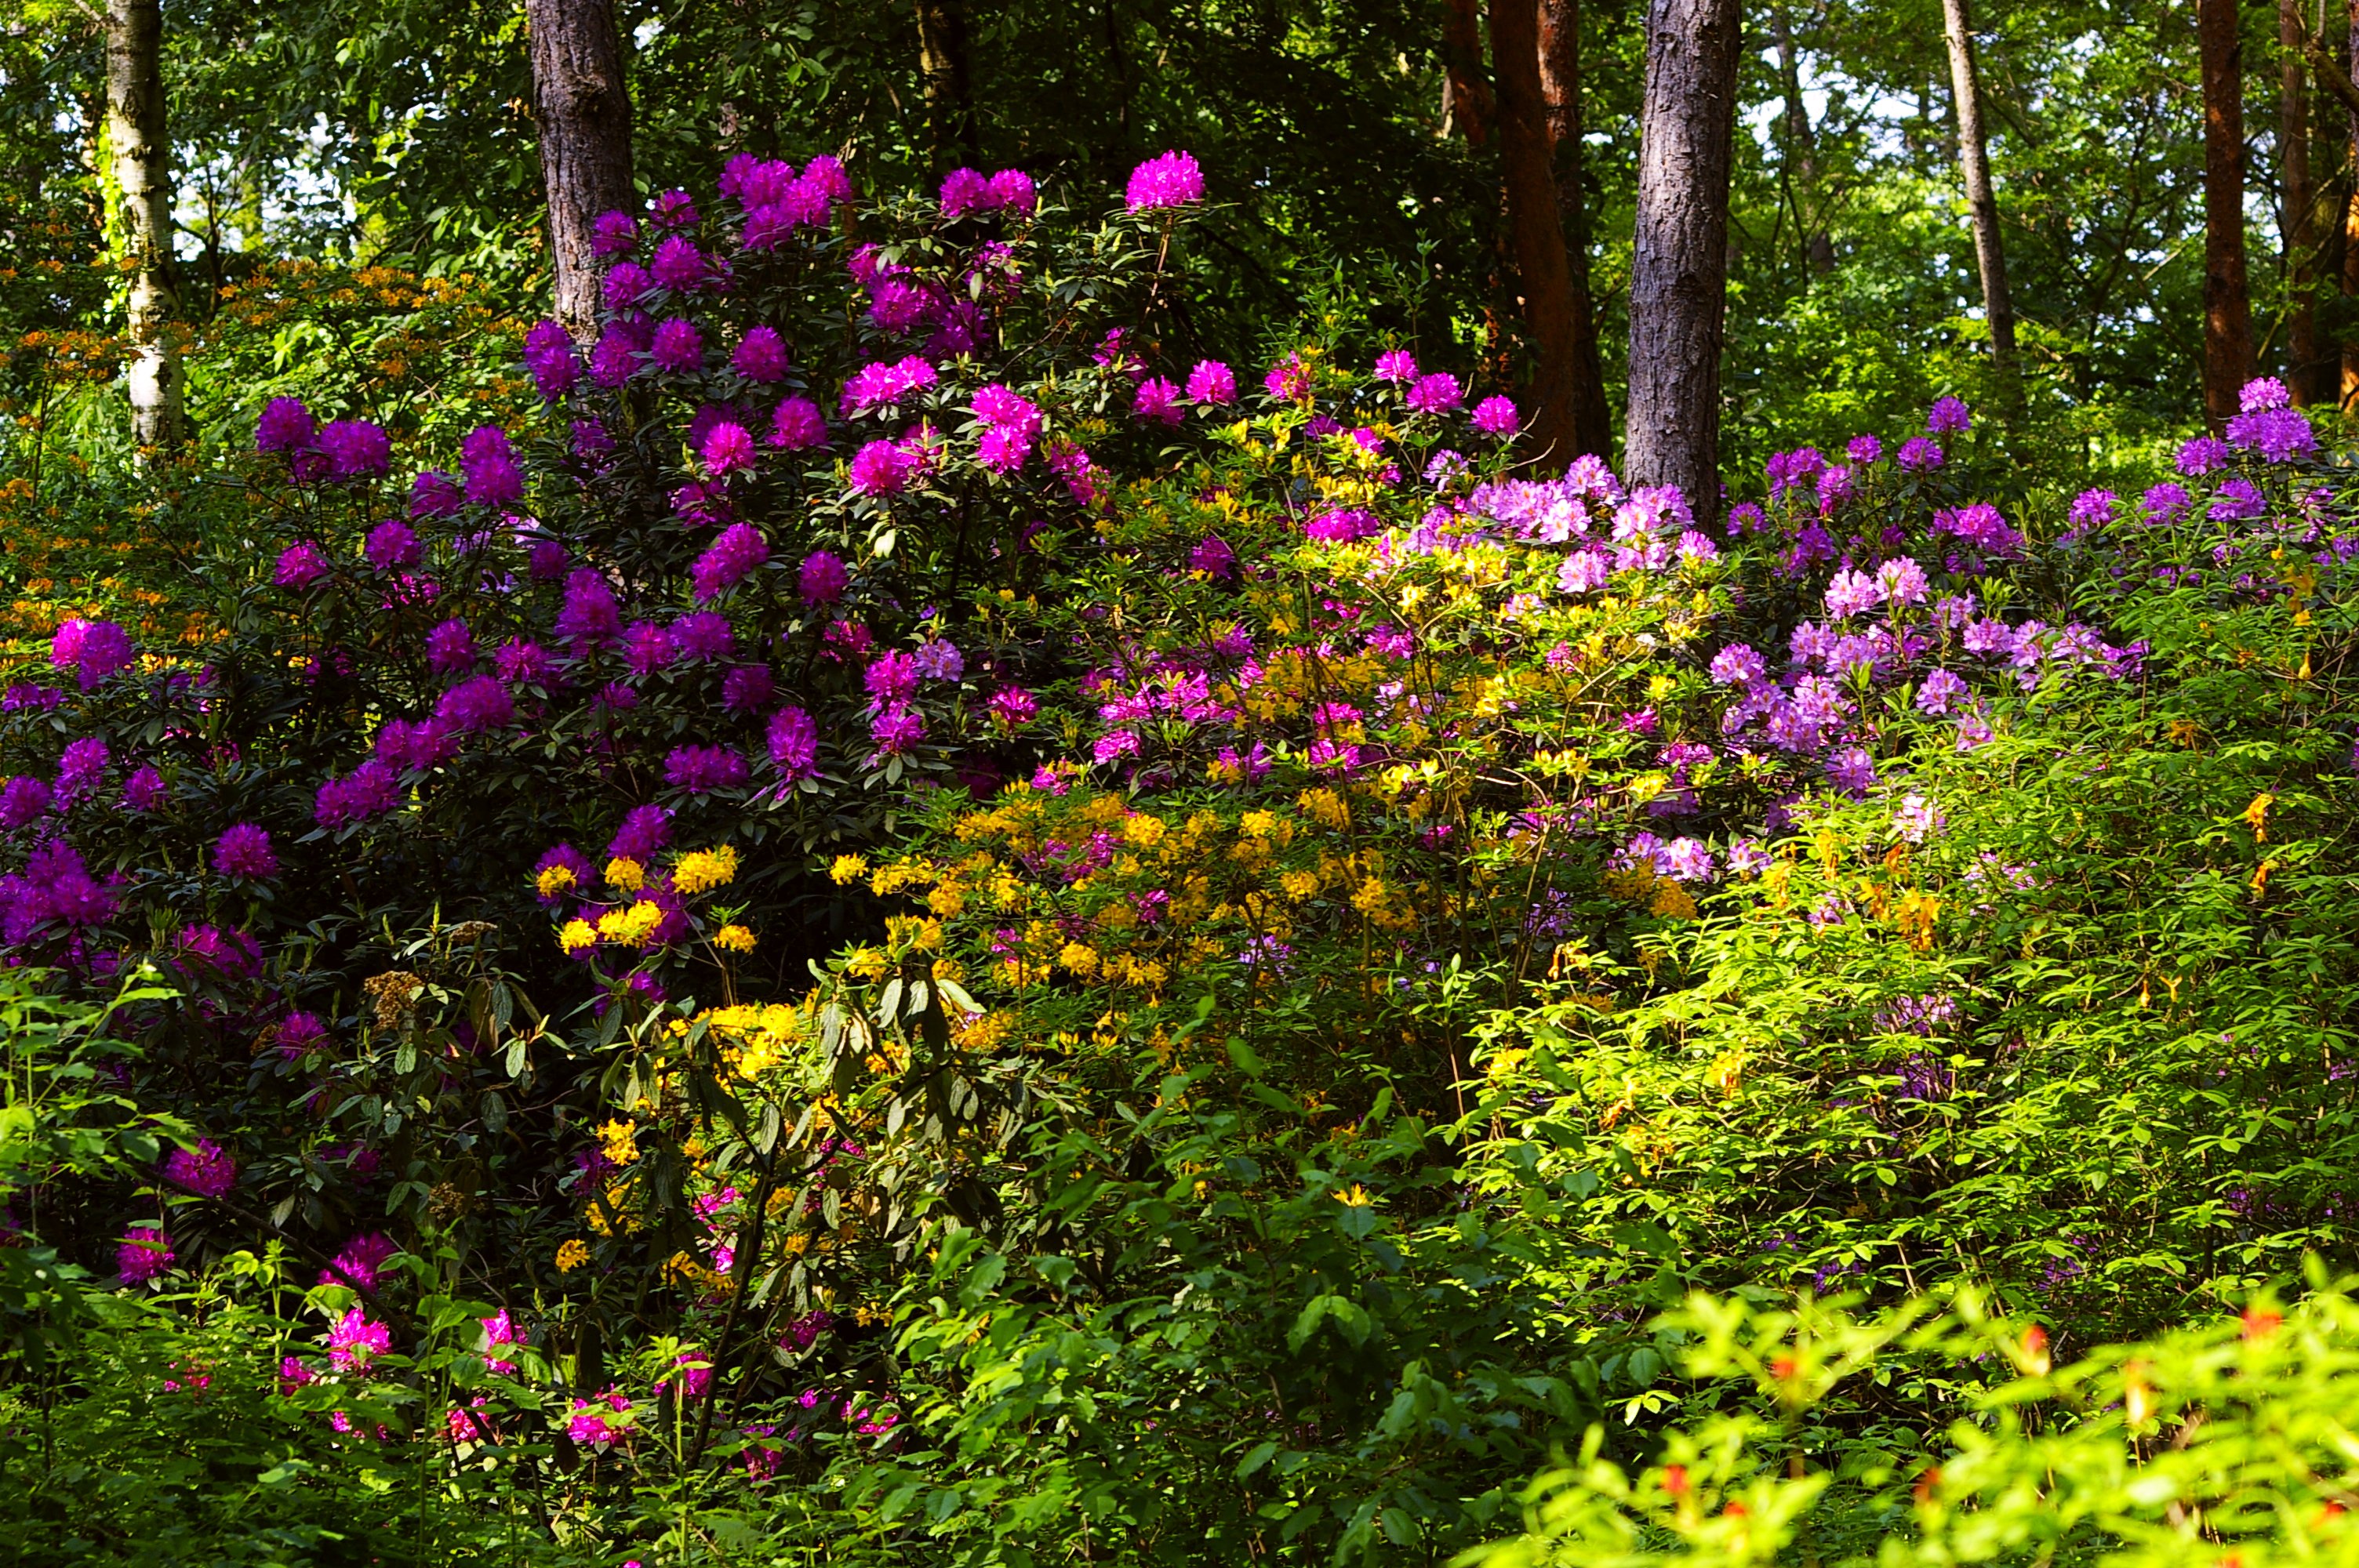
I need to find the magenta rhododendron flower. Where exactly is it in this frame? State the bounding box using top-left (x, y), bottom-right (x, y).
top-left (1125, 150), bottom-right (1205, 211)
top-left (214, 824), bottom-right (278, 880)
top-left (118, 1226), bottom-right (173, 1283)
top-left (162, 1138), bottom-right (235, 1198)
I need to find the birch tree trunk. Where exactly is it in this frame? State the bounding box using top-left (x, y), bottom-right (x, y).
top-left (1537, 0), bottom-right (1613, 461)
top-left (104, 0), bottom-right (180, 451)
top-left (1939, 0), bottom-right (2016, 368)
top-left (2199, 0), bottom-right (2254, 423)
top-left (2282, 0), bottom-right (2320, 401)
top-left (527, 0), bottom-right (636, 338)
top-left (1624, 0), bottom-right (1740, 522)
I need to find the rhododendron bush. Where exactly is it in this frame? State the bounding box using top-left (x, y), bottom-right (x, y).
top-left (7, 158), bottom-right (2359, 1566)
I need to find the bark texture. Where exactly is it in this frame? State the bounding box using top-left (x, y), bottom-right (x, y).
top-left (1939, 0), bottom-right (2016, 368)
top-left (1442, 0), bottom-right (1494, 144)
top-left (1624, 0), bottom-right (1741, 521)
top-left (528, 0), bottom-right (636, 337)
top-left (1536, 0), bottom-right (1613, 461)
top-left (2198, 0), bottom-right (2254, 424)
top-left (916, 0), bottom-right (981, 161)
top-left (2345, 0), bottom-right (2359, 408)
top-left (104, 0), bottom-right (180, 449)
top-left (2281, 0), bottom-right (2321, 401)
top-left (1492, 0), bottom-right (1601, 467)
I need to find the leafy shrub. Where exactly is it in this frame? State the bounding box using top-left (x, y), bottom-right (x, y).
top-left (2, 144), bottom-right (2356, 1566)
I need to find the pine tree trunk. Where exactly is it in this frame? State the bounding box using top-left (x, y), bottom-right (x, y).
top-left (1537, 0), bottom-right (1613, 461)
top-left (1939, 0), bottom-right (2016, 369)
top-left (1493, 0), bottom-right (1600, 469)
top-left (104, 0), bottom-right (180, 451)
top-left (528, 0), bottom-right (636, 338)
top-left (2199, 0), bottom-right (2254, 423)
top-left (1624, 0), bottom-right (1740, 523)
top-left (2283, 0), bottom-right (2321, 401)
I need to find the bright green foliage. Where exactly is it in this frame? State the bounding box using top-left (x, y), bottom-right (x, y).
top-left (1470, 1276), bottom-right (2359, 1567)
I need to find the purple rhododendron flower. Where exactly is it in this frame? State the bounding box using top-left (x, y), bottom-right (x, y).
top-left (1471, 395), bottom-right (1519, 437)
top-left (122, 765), bottom-right (167, 813)
top-left (163, 1138), bottom-right (235, 1198)
top-left (607, 804), bottom-right (671, 862)
top-left (1125, 150), bottom-right (1205, 211)
top-left (1925, 396), bottom-right (1971, 435)
top-left (651, 318), bottom-right (705, 373)
top-left (365, 520), bottom-right (422, 572)
top-left (425, 619), bottom-right (477, 673)
top-left (315, 760), bottom-right (400, 828)
top-left (318, 419), bottom-right (391, 481)
top-left (732, 326), bottom-right (789, 383)
top-left (118, 1226), bottom-right (173, 1283)
top-left (437, 675), bottom-right (514, 733)
top-left (769, 396), bottom-right (828, 450)
top-left (799, 550), bottom-right (849, 605)
top-left (702, 421), bottom-right (757, 475)
top-left (767, 706), bottom-right (819, 780)
top-left (52, 619), bottom-right (136, 688)
top-left (275, 542), bottom-right (329, 588)
top-left (693, 524), bottom-right (769, 602)
top-left (1133, 376), bottom-right (1183, 426)
top-left (1186, 360), bottom-right (1237, 405)
top-left (665, 746), bottom-right (749, 793)
top-left (56, 738), bottom-right (108, 804)
top-left (1405, 372), bottom-right (1463, 414)
top-left (524, 321), bottom-right (579, 400)
top-left (256, 397), bottom-right (315, 455)
top-left (214, 823), bottom-right (279, 879)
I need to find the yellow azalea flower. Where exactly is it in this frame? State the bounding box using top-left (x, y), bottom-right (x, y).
top-left (830, 854), bottom-right (869, 884)
top-left (604, 855), bottom-right (645, 892)
top-left (672, 845), bottom-right (739, 895)
top-left (595, 901), bottom-right (665, 947)
top-left (535, 862), bottom-right (580, 898)
top-left (598, 1118), bottom-right (640, 1167)
top-left (1057, 942), bottom-right (1101, 977)
top-left (558, 919), bottom-right (598, 954)
top-left (713, 924), bottom-right (757, 954)
top-left (554, 1239), bottom-right (590, 1272)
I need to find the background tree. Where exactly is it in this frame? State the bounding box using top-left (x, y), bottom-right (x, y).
top-left (103, 0), bottom-right (180, 448)
top-left (1625, 0), bottom-right (1741, 517)
top-left (1537, 0), bottom-right (1612, 460)
top-left (526, 0), bottom-right (635, 335)
top-left (1938, 0), bottom-right (2015, 379)
top-left (2200, 0), bottom-right (2254, 423)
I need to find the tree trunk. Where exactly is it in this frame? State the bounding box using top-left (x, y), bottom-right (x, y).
top-left (1773, 5), bottom-right (1835, 277)
top-left (104, 0), bottom-right (180, 451)
top-left (916, 0), bottom-right (981, 162)
top-left (1939, 0), bottom-right (2016, 371)
top-left (2343, 0), bottom-right (2359, 408)
top-left (1493, 0), bottom-right (1601, 468)
top-left (527, 0), bottom-right (636, 338)
top-left (2284, 0), bottom-right (2321, 401)
top-left (2198, 0), bottom-right (2254, 423)
top-left (1537, 0), bottom-right (1613, 461)
top-left (1624, 0), bottom-right (1740, 523)
top-left (1442, 0), bottom-right (1494, 145)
